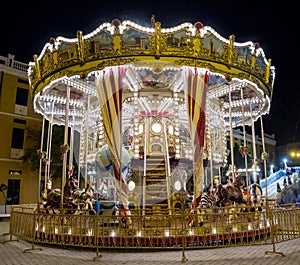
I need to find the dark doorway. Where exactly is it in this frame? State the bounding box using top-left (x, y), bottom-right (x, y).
top-left (6, 179), bottom-right (20, 204)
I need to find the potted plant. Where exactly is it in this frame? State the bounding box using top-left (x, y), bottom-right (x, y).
top-left (239, 145), bottom-right (249, 158)
top-left (261, 151), bottom-right (269, 161)
top-left (37, 149), bottom-right (47, 160)
top-left (60, 144), bottom-right (70, 160)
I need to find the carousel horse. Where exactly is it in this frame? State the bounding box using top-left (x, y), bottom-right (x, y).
top-left (249, 182), bottom-right (263, 211)
top-left (117, 203), bottom-right (132, 228)
top-left (72, 183), bottom-right (96, 215)
top-left (64, 175), bottom-right (79, 198)
top-left (215, 174), bottom-right (247, 208)
top-left (41, 177), bottom-right (79, 214)
top-left (186, 191), bottom-right (215, 227)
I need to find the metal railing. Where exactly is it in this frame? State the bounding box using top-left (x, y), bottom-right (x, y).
top-left (3, 203), bottom-right (300, 256)
top-left (0, 54), bottom-right (28, 72)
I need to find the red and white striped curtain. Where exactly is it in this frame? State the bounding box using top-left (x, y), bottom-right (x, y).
top-left (184, 67), bottom-right (209, 199)
top-left (97, 66), bottom-right (128, 207)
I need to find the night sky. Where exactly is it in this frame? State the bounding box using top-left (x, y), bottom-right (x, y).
top-left (1, 1), bottom-right (298, 146)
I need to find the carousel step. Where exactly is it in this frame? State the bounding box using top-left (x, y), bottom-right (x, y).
top-left (146, 174), bottom-right (166, 178)
top-left (146, 166), bottom-right (166, 170)
top-left (146, 179), bottom-right (167, 185)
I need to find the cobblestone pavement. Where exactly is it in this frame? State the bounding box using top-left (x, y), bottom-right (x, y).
top-left (1, 220), bottom-right (300, 265)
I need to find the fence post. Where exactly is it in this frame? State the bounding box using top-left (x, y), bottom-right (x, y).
top-left (181, 198), bottom-right (188, 263)
top-left (265, 206), bottom-right (284, 256)
top-left (93, 214), bottom-right (102, 260)
top-left (23, 210), bottom-right (42, 253)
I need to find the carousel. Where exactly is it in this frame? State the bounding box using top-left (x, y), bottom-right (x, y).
top-left (26, 17), bottom-right (276, 249)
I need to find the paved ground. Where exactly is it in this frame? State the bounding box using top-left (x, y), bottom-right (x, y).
top-left (1, 220), bottom-right (300, 265)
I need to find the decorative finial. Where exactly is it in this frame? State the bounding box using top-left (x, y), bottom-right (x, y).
top-left (151, 14), bottom-right (155, 28)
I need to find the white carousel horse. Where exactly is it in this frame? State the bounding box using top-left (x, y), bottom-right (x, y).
top-left (249, 182), bottom-right (263, 211)
top-left (186, 191), bottom-right (215, 227)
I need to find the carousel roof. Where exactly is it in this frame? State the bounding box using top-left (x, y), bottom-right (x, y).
top-left (28, 18), bottom-right (275, 131)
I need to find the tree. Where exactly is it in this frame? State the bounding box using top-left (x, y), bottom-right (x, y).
top-left (21, 123), bottom-right (78, 180)
top-left (21, 127), bottom-right (41, 171)
top-left (21, 124), bottom-right (64, 178)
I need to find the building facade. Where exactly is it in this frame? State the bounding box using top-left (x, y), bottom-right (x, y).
top-left (0, 54), bottom-right (42, 206)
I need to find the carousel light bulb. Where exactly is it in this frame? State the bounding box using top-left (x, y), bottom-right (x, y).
top-left (128, 180), bottom-right (135, 191)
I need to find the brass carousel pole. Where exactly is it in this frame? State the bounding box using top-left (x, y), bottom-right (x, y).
top-left (250, 103), bottom-right (258, 182)
top-left (68, 106), bottom-right (75, 178)
top-left (45, 102), bottom-right (54, 187)
top-left (38, 116), bottom-right (45, 206)
top-left (84, 95), bottom-right (90, 186)
top-left (48, 104), bottom-right (54, 182)
top-left (61, 85), bottom-right (70, 209)
top-left (260, 116), bottom-right (268, 205)
top-left (228, 84), bottom-right (235, 181)
top-left (240, 88), bottom-right (249, 188)
top-left (209, 105), bottom-right (214, 191)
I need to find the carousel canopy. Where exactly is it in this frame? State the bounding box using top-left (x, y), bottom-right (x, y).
top-left (28, 18), bottom-right (275, 133)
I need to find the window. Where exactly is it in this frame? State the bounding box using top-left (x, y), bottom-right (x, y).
top-left (15, 87), bottom-right (28, 106)
top-left (13, 118), bottom-right (26, 125)
top-left (17, 78), bottom-right (29, 85)
top-left (11, 128), bottom-right (25, 149)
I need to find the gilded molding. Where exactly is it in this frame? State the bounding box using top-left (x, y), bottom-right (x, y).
top-left (28, 19), bottom-right (275, 96)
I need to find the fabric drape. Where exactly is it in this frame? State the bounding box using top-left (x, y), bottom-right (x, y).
top-left (184, 67), bottom-right (209, 199)
top-left (97, 66), bottom-right (128, 207)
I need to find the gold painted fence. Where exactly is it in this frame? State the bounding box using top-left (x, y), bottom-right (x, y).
top-left (4, 204), bottom-right (300, 251)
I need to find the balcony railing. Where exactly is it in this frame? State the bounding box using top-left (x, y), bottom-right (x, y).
top-left (0, 54), bottom-right (28, 72)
